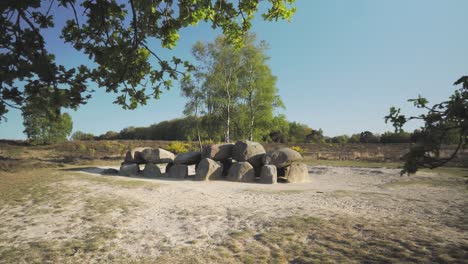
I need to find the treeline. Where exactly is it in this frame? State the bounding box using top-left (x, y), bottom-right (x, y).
top-left (71, 116), bottom-right (460, 144)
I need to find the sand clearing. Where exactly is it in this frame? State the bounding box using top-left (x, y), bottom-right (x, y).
top-left (73, 167), bottom-right (468, 254)
top-left (1, 165), bottom-right (466, 261)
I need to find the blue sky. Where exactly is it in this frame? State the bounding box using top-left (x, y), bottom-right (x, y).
top-left (1, 0), bottom-right (468, 139)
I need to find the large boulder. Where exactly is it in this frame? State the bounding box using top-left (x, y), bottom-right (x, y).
top-left (124, 147), bottom-right (147, 164)
top-left (174, 151), bottom-right (202, 165)
top-left (232, 140), bottom-right (266, 169)
top-left (168, 164), bottom-right (189, 179)
top-left (260, 165), bottom-right (277, 184)
top-left (119, 163), bottom-right (139, 176)
top-left (232, 140), bottom-right (266, 162)
top-left (226, 162), bottom-right (255, 182)
top-left (284, 163), bottom-right (309, 183)
top-left (202, 143), bottom-right (234, 161)
top-left (195, 158), bottom-right (223, 181)
top-left (140, 148), bottom-right (175, 164)
top-left (263, 148), bottom-right (303, 168)
top-left (142, 163), bottom-right (162, 178)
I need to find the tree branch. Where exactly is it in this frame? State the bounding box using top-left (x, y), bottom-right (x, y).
top-left (69, 1), bottom-right (81, 29)
top-left (129, 0), bottom-right (139, 47)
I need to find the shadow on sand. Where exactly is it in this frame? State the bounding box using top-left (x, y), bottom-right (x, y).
top-left (60, 166), bottom-right (200, 182)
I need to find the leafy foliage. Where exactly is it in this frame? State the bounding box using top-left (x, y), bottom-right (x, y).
top-left (23, 110), bottom-right (73, 145)
top-left (21, 85), bottom-right (73, 144)
top-left (327, 135), bottom-right (350, 144)
top-left (306, 128), bottom-right (325, 143)
top-left (0, 0), bottom-right (296, 121)
top-left (97, 130), bottom-right (119, 140)
top-left (359, 131), bottom-right (380, 143)
top-left (71, 131), bottom-right (96, 141)
top-left (385, 76), bottom-right (468, 174)
top-left (287, 122), bottom-right (311, 143)
top-left (183, 34), bottom-right (283, 142)
top-left (290, 145), bottom-right (304, 154)
top-left (380, 131), bottom-right (411, 143)
top-left (113, 117), bottom-right (197, 141)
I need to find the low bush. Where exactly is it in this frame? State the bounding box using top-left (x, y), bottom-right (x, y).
top-left (166, 141), bottom-right (194, 154)
top-left (291, 145), bottom-right (304, 154)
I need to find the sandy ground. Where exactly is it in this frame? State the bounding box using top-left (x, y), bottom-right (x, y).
top-left (1, 165), bottom-right (467, 260)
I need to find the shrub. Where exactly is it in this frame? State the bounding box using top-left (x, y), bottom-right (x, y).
top-left (380, 131), bottom-right (412, 143)
top-left (291, 145), bottom-right (305, 154)
top-left (71, 131), bottom-right (95, 141)
top-left (166, 141), bottom-right (193, 154)
top-left (328, 135), bottom-right (350, 144)
top-left (77, 143), bottom-right (87, 153)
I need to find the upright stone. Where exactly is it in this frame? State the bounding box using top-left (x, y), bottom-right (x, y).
top-left (124, 147), bottom-right (147, 164)
top-left (164, 163), bottom-right (174, 174)
top-left (140, 148), bottom-right (175, 164)
top-left (202, 143), bottom-right (234, 161)
top-left (195, 158), bottom-right (223, 181)
top-left (168, 164), bottom-right (189, 179)
top-left (260, 165), bottom-right (277, 184)
top-left (174, 151), bottom-right (202, 165)
top-left (119, 163), bottom-right (139, 176)
top-left (142, 163), bottom-right (162, 178)
top-left (226, 162), bottom-right (256, 182)
top-left (284, 163), bottom-right (309, 183)
top-left (263, 148), bottom-right (303, 168)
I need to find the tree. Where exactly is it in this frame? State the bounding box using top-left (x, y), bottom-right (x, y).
top-left (348, 133), bottom-right (361, 143)
top-left (265, 114), bottom-right (289, 143)
top-left (0, 0), bottom-right (296, 122)
top-left (359, 131), bottom-right (380, 143)
top-left (23, 110), bottom-right (73, 145)
top-left (21, 86), bottom-right (73, 144)
top-left (190, 36), bottom-right (241, 142)
top-left (237, 34), bottom-right (283, 140)
top-left (98, 130), bottom-right (119, 140)
top-left (210, 37), bottom-right (241, 142)
top-left (306, 129), bottom-right (325, 143)
top-left (385, 76), bottom-right (467, 174)
top-left (186, 34), bottom-right (282, 142)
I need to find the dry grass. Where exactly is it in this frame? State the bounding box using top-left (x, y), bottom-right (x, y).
top-left (129, 216), bottom-right (467, 264)
top-left (0, 167), bottom-right (157, 263)
top-left (382, 168), bottom-right (468, 190)
top-left (304, 159), bottom-right (403, 168)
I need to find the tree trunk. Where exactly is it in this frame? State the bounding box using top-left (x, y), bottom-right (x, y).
top-left (247, 89), bottom-right (255, 141)
top-left (248, 115), bottom-right (255, 141)
top-left (224, 68), bottom-right (232, 143)
top-left (195, 107), bottom-right (203, 152)
top-left (226, 92), bottom-right (231, 143)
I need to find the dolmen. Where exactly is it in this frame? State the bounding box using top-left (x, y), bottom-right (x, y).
top-left (118, 141), bottom-right (309, 184)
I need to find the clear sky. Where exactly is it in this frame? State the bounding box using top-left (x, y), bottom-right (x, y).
top-left (1, 0), bottom-right (468, 139)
